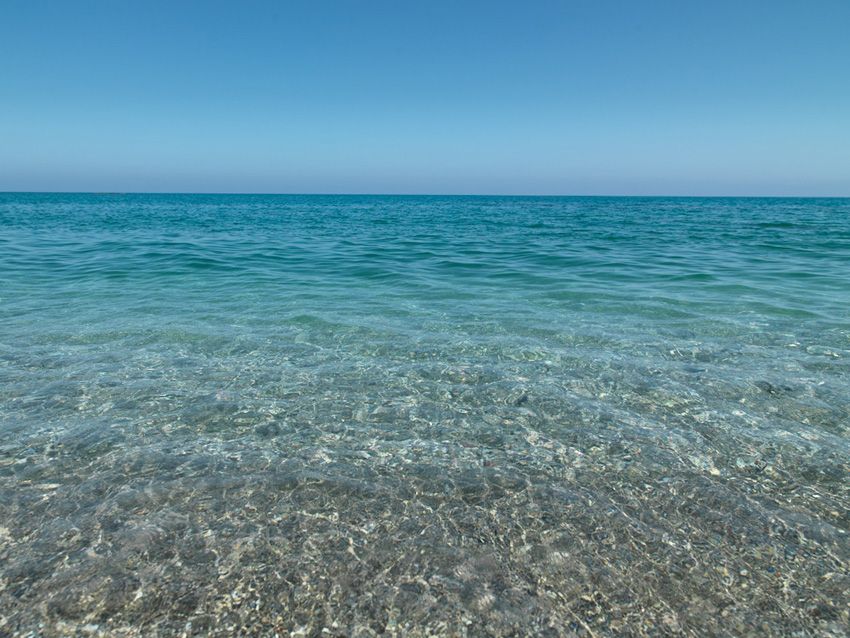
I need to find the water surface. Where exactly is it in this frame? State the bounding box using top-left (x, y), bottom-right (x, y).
top-left (1, 194), bottom-right (848, 636)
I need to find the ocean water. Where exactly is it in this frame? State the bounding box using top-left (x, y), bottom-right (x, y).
top-left (0, 193), bottom-right (848, 637)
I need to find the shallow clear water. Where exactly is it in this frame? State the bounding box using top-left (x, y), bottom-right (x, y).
top-left (1, 194), bottom-right (848, 636)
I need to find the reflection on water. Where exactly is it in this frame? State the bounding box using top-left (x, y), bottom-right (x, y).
top-left (1, 194), bottom-right (848, 636)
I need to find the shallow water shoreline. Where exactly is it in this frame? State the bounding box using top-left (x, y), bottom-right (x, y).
top-left (1, 194), bottom-right (848, 636)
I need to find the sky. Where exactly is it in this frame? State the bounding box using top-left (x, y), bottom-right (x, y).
top-left (1, 0), bottom-right (849, 195)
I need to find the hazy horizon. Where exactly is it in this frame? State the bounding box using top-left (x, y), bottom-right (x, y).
top-left (3, 0), bottom-right (849, 196)
top-left (4, 191), bottom-right (850, 199)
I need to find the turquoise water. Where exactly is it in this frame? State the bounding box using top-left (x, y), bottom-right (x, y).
top-left (1, 194), bottom-right (848, 636)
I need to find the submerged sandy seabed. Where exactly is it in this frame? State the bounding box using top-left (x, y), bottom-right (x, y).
top-left (1, 340), bottom-right (847, 637)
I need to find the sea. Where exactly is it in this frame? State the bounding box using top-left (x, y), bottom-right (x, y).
top-left (1, 193), bottom-right (848, 636)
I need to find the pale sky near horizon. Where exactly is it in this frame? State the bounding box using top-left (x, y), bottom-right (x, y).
top-left (1, 0), bottom-right (849, 196)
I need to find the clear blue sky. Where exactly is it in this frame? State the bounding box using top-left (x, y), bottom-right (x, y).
top-left (2, 0), bottom-right (849, 195)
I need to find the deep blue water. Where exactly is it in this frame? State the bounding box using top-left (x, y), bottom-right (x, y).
top-left (1, 194), bottom-right (849, 636)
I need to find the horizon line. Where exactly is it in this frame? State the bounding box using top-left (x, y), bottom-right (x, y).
top-left (2, 191), bottom-right (849, 199)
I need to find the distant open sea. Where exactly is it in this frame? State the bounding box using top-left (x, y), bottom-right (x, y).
top-left (1, 193), bottom-right (848, 636)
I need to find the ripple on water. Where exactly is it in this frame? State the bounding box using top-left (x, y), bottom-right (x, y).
top-left (1, 194), bottom-right (849, 636)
